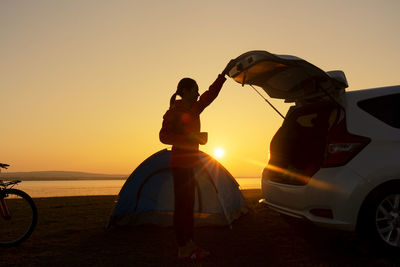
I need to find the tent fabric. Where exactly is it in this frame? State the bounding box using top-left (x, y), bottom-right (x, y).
top-left (108, 149), bottom-right (248, 227)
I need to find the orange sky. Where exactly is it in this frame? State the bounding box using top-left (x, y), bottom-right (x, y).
top-left (1, 1), bottom-right (400, 177)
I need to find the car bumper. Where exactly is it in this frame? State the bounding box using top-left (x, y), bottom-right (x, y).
top-left (261, 166), bottom-right (366, 231)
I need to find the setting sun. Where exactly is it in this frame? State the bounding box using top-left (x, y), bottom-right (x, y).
top-left (213, 147), bottom-right (225, 158)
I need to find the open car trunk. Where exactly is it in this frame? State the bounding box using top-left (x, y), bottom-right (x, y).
top-left (228, 50), bottom-right (347, 103)
top-left (227, 50), bottom-right (348, 185)
top-left (267, 101), bottom-right (341, 185)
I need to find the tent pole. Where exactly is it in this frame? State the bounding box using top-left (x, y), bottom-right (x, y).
top-left (217, 191), bottom-right (233, 229)
top-left (198, 161), bottom-right (233, 229)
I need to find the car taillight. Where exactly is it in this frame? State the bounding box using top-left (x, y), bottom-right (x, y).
top-left (322, 120), bottom-right (371, 167)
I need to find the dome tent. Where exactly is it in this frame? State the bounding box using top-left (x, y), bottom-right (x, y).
top-left (108, 149), bottom-right (248, 227)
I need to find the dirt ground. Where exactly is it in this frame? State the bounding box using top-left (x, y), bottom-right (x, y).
top-left (0, 189), bottom-right (399, 266)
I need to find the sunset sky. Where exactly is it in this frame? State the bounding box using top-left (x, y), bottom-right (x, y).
top-left (1, 1), bottom-right (399, 177)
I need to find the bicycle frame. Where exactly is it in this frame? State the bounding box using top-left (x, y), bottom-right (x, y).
top-left (0, 196), bottom-right (11, 220)
top-left (1, 164), bottom-right (24, 220)
top-left (0, 181), bottom-right (20, 220)
top-left (0, 164), bottom-right (38, 247)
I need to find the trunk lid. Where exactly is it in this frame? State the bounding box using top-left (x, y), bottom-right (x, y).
top-left (228, 50), bottom-right (348, 103)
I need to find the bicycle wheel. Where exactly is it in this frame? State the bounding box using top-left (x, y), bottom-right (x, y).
top-left (0, 189), bottom-right (38, 247)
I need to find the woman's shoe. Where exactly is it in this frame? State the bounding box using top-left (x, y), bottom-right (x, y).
top-left (178, 247), bottom-right (210, 261)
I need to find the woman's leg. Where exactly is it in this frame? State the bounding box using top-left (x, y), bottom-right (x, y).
top-left (172, 167), bottom-right (195, 246)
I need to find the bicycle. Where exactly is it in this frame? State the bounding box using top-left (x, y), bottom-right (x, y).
top-left (0, 163), bottom-right (38, 247)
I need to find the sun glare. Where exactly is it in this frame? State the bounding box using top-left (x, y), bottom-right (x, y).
top-left (214, 147), bottom-right (225, 158)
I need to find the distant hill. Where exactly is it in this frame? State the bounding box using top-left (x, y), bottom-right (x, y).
top-left (0, 171), bottom-right (128, 181)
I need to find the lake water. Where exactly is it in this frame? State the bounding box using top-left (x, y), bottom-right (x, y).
top-left (12, 178), bottom-right (261, 198)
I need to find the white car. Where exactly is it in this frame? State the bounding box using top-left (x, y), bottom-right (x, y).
top-left (228, 50), bottom-right (400, 250)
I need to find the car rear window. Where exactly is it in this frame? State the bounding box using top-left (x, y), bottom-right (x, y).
top-left (357, 93), bottom-right (400, 129)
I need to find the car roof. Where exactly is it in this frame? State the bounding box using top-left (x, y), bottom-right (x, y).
top-left (346, 85), bottom-right (400, 100)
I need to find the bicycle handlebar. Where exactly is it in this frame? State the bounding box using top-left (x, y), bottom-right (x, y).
top-left (0, 163), bottom-right (10, 169)
top-left (0, 180), bottom-right (21, 188)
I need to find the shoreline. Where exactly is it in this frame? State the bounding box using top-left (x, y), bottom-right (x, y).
top-left (1, 177), bottom-right (128, 181)
top-left (27, 188), bottom-right (261, 199)
top-left (1, 177), bottom-right (260, 182)
top-left (10, 178), bottom-right (261, 198)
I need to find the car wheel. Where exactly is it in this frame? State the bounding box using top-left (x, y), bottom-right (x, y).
top-left (375, 193), bottom-right (400, 248)
top-left (361, 188), bottom-right (400, 251)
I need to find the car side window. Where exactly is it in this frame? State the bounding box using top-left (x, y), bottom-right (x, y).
top-left (357, 93), bottom-right (400, 129)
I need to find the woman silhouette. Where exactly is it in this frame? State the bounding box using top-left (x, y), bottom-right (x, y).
top-left (160, 60), bottom-right (234, 260)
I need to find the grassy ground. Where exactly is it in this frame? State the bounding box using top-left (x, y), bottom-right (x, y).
top-left (0, 189), bottom-right (398, 266)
